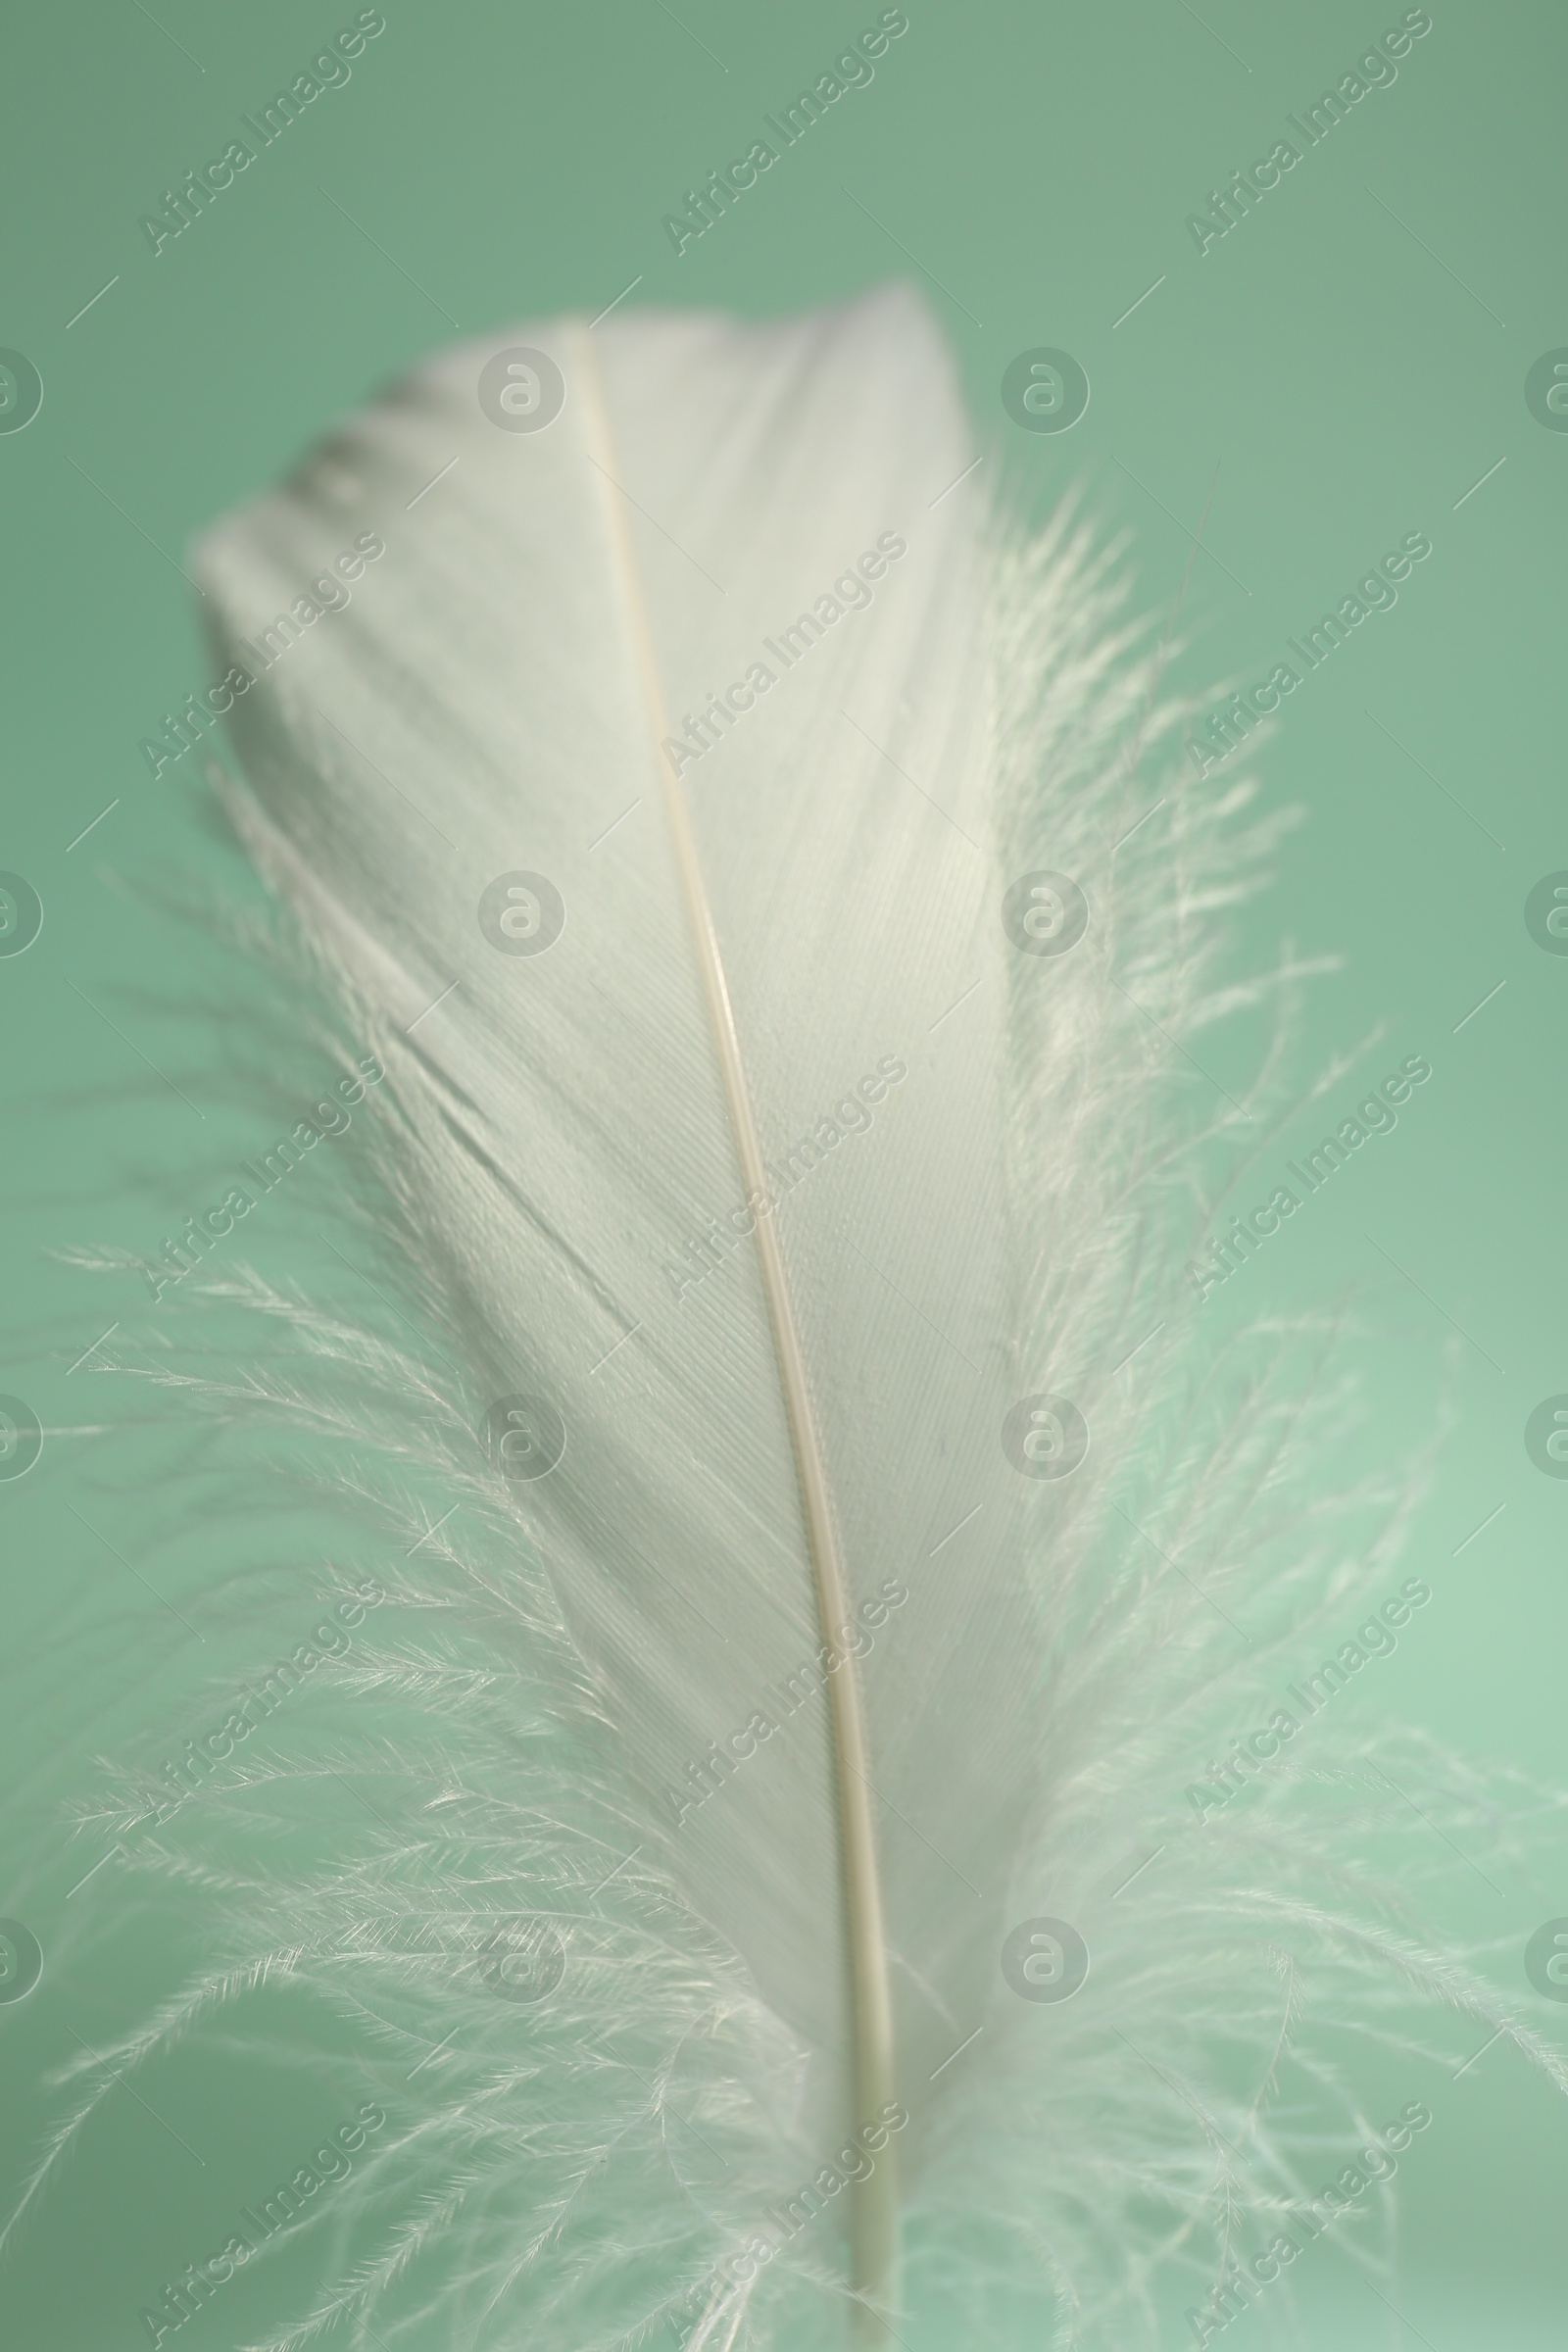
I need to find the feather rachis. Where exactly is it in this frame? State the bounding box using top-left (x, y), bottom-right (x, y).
top-left (571, 317), bottom-right (899, 2328)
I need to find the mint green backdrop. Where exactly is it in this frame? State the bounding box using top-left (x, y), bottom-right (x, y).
top-left (2, 2), bottom-right (1563, 2343)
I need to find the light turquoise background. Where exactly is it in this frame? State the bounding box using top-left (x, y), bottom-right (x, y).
top-left (1, 1), bottom-right (1564, 2343)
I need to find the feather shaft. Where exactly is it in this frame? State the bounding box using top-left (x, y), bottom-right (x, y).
top-left (572, 322), bottom-right (899, 2328)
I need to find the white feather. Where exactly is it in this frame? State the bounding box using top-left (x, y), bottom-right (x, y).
top-left (27, 287), bottom-right (1566, 2352)
top-left (208, 282), bottom-right (1051, 2329)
